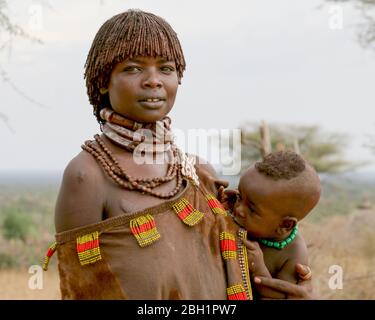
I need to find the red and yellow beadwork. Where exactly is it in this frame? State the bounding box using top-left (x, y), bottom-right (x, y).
top-left (206, 194), bottom-right (227, 216)
top-left (227, 284), bottom-right (248, 300)
top-left (76, 231), bottom-right (102, 266)
top-left (171, 198), bottom-right (204, 226)
top-left (42, 242), bottom-right (58, 271)
top-left (130, 214), bottom-right (161, 247)
top-left (219, 232), bottom-right (237, 260)
top-left (238, 228), bottom-right (253, 300)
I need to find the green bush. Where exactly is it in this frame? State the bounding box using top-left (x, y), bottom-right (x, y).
top-left (0, 252), bottom-right (18, 269)
top-left (1, 209), bottom-right (33, 242)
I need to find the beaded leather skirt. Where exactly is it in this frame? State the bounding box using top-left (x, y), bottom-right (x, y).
top-left (51, 167), bottom-right (252, 300)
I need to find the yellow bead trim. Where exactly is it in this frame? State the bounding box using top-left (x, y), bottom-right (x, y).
top-left (42, 242), bottom-right (58, 271)
top-left (227, 284), bottom-right (246, 295)
top-left (130, 214), bottom-right (161, 247)
top-left (206, 194), bottom-right (227, 216)
top-left (238, 228), bottom-right (253, 300)
top-left (76, 231), bottom-right (102, 266)
top-left (219, 231), bottom-right (237, 260)
top-left (171, 198), bottom-right (204, 226)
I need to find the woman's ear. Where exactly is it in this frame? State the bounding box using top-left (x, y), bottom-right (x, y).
top-left (100, 87), bottom-right (109, 95)
top-left (277, 216), bottom-right (298, 235)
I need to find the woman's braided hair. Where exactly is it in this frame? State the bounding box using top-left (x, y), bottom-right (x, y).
top-left (84, 9), bottom-right (186, 123)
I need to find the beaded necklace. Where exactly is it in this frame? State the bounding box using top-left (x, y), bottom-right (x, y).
top-left (258, 226), bottom-right (298, 250)
top-left (99, 108), bottom-right (174, 154)
top-left (81, 109), bottom-right (199, 199)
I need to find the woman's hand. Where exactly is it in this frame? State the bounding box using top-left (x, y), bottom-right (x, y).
top-left (253, 264), bottom-right (315, 300)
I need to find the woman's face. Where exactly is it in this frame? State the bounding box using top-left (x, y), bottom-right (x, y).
top-left (105, 55), bottom-right (179, 123)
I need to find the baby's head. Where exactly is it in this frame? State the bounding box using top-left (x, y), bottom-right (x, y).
top-left (84, 9), bottom-right (186, 123)
top-left (233, 151), bottom-right (321, 240)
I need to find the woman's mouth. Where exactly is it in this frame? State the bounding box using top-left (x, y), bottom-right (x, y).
top-left (138, 98), bottom-right (166, 109)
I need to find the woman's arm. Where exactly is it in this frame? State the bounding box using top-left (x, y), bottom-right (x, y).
top-left (253, 264), bottom-right (314, 299)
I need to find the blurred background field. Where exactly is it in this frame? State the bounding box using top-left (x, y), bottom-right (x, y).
top-left (301, 173), bottom-right (375, 299)
top-left (0, 173), bottom-right (61, 299)
top-left (0, 171), bottom-right (374, 299)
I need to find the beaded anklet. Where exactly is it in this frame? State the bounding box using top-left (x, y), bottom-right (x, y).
top-left (259, 226), bottom-right (298, 250)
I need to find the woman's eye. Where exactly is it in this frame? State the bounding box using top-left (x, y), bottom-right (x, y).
top-left (161, 66), bottom-right (175, 73)
top-left (124, 66), bottom-right (141, 72)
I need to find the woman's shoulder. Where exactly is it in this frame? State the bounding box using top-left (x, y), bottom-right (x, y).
top-left (193, 156), bottom-right (217, 176)
top-left (193, 155), bottom-right (229, 196)
top-left (55, 150), bottom-right (105, 233)
top-left (63, 150), bottom-right (103, 185)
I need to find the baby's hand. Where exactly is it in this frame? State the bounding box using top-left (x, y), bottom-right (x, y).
top-left (217, 187), bottom-right (239, 211)
top-left (217, 186), bottom-right (227, 206)
top-left (243, 239), bottom-right (267, 275)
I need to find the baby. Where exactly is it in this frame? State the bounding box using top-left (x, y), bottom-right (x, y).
top-left (221, 151), bottom-right (321, 299)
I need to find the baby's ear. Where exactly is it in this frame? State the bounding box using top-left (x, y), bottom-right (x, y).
top-left (277, 216), bottom-right (298, 235)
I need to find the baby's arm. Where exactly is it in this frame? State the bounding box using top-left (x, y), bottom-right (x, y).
top-left (274, 235), bottom-right (309, 285)
top-left (245, 239), bottom-right (286, 299)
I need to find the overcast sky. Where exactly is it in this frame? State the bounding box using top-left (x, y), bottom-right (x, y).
top-left (1, 0), bottom-right (375, 174)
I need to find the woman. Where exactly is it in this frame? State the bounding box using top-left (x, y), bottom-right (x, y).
top-left (48, 9), bottom-right (312, 299)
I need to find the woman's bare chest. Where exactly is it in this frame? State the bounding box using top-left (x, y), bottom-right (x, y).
top-left (100, 158), bottom-right (179, 217)
top-left (103, 179), bottom-right (178, 217)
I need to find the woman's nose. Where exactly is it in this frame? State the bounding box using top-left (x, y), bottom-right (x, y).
top-left (142, 68), bottom-right (162, 88)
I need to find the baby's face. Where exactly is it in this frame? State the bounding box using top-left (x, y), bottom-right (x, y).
top-left (233, 167), bottom-right (314, 239)
top-left (105, 55), bottom-right (179, 123)
top-left (233, 178), bottom-right (283, 239)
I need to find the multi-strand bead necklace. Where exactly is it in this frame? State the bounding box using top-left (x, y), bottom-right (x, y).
top-left (81, 108), bottom-right (198, 199)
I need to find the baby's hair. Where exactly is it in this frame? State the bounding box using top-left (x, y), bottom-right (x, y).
top-left (84, 9), bottom-right (186, 123)
top-left (255, 151), bottom-right (306, 180)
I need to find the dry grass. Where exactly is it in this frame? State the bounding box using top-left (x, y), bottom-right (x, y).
top-left (0, 264), bottom-right (60, 300)
top-left (300, 209), bottom-right (375, 299)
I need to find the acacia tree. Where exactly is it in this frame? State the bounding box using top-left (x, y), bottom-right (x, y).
top-left (238, 122), bottom-right (355, 174)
